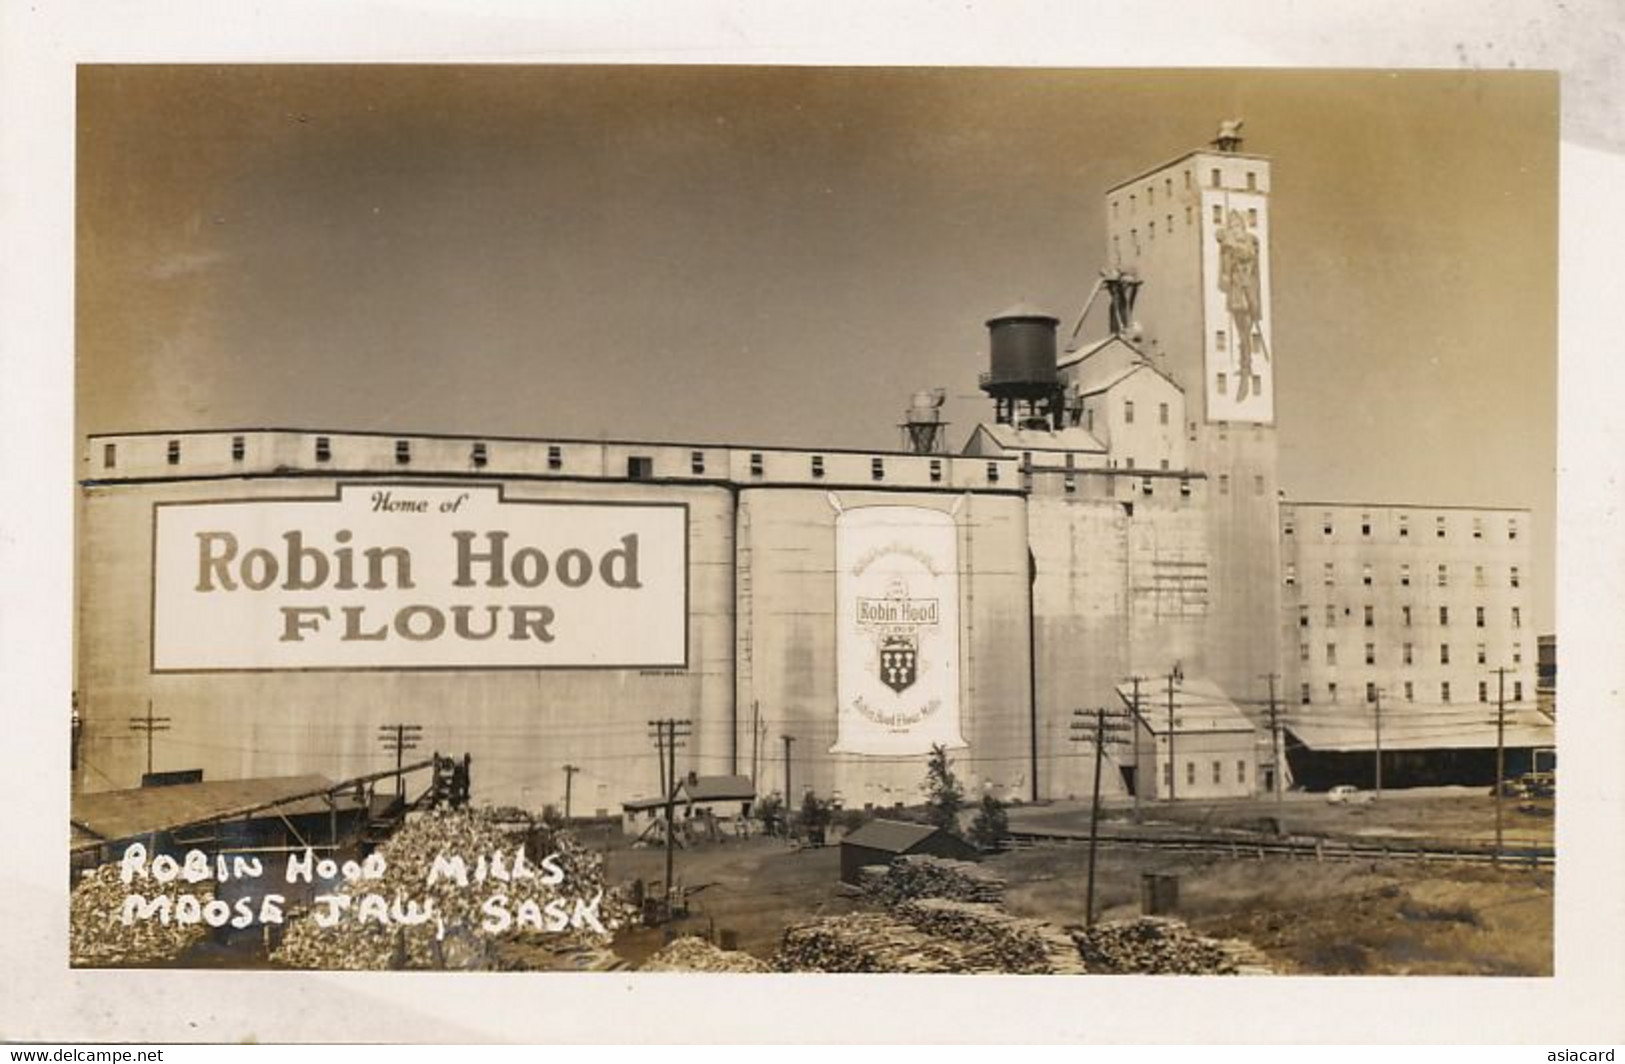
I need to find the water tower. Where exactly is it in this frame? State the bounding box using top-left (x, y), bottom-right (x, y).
top-left (979, 302), bottom-right (1063, 430)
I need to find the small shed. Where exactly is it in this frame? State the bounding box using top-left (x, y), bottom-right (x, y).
top-left (620, 773), bottom-right (757, 837)
top-left (839, 818), bottom-right (979, 886)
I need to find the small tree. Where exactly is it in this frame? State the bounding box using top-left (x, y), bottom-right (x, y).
top-left (756, 793), bottom-right (784, 835)
top-left (799, 791), bottom-right (832, 831)
top-left (969, 793), bottom-right (1010, 851)
top-left (923, 743), bottom-right (965, 836)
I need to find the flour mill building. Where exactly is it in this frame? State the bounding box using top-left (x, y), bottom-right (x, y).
top-left (74, 126), bottom-right (1548, 812)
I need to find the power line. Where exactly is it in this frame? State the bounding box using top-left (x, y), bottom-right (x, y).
top-left (1069, 706), bottom-right (1130, 926)
top-left (128, 701), bottom-right (171, 777)
top-left (378, 723), bottom-right (422, 797)
top-left (647, 717), bottom-right (692, 920)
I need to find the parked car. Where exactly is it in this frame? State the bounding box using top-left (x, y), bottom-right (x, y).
top-left (1326, 784), bottom-right (1371, 805)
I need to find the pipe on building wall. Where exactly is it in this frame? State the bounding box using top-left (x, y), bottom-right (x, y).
top-left (1028, 546), bottom-right (1040, 802)
top-left (727, 483), bottom-right (740, 777)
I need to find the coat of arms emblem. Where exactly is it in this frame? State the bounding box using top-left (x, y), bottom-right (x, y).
top-left (879, 633), bottom-right (917, 693)
top-left (860, 578), bottom-right (938, 695)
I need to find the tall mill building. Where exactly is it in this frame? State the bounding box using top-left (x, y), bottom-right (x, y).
top-left (74, 125), bottom-right (1548, 811)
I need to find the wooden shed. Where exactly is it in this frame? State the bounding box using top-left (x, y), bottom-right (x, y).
top-left (839, 818), bottom-right (979, 886)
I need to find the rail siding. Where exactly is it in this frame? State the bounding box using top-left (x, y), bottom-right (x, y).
top-left (1002, 828), bottom-right (1554, 866)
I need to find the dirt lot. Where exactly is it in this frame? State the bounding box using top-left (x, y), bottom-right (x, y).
top-left (994, 845), bottom-right (1551, 976)
top-left (596, 831), bottom-right (859, 966)
top-left (583, 805), bottom-right (1552, 975)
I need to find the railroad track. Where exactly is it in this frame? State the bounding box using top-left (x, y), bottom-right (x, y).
top-left (1003, 828), bottom-right (1555, 867)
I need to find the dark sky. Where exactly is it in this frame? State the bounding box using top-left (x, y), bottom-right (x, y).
top-left (76, 66), bottom-right (1558, 626)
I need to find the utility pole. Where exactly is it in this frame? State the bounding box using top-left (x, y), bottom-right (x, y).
top-left (378, 723), bottom-right (423, 797)
top-left (1372, 688), bottom-right (1383, 801)
top-left (651, 722), bottom-right (668, 801)
top-left (1126, 676), bottom-right (1146, 823)
top-left (1492, 666), bottom-right (1510, 865)
top-left (782, 734), bottom-right (796, 806)
top-left (1070, 707), bottom-right (1130, 926)
top-left (129, 701), bottom-right (171, 778)
top-left (647, 718), bottom-right (692, 917)
top-left (1259, 672), bottom-right (1283, 805)
top-left (750, 699), bottom-right (762, 786)
top-left (562, 764), bottom-right (580, 822)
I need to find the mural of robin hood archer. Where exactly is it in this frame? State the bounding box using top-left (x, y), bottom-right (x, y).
top-left (1216, 208), bottom-right (1267, 400)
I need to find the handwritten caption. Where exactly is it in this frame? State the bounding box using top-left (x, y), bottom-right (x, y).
top-left (114, 843), bottom-right (606, 939)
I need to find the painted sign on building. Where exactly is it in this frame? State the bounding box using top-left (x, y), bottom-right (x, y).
top-left (152, 484), bottom-right (687, 671)
top-left (1201, 188), bottom-right (1274, 424)
top-left (831, 504), bottom-right (965, 755)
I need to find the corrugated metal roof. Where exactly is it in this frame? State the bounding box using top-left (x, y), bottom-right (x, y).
top-left (682, 774), bottom-right (756, 801)
top-left (622, 775), bottom-right (757, 810)
top-left (72, 775), bottom-right (339, 842)
top-left (1285, 706), bottom-right (1554, 753)
top-left (1057, 334), bottom-right (1123, 371)
top-left (841, 818), bottom-right (942, 853)
top-left (1115, 677), bottom-right (1257, 736)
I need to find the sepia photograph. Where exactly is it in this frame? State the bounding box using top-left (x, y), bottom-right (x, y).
top-left (66, 64), bottom-right (1561, 981)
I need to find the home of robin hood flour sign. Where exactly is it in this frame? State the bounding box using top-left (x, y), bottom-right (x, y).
top-left (151, 484), bottom-right (687, 670)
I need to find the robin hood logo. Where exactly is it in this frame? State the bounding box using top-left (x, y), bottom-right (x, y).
top-left (858, 579), bottom-right (939, 693)
top-left (832, 502), bottom-right (964, 756)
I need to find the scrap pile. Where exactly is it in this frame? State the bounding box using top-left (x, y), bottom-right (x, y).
top-left (1071, 917), bottom-right (1272, 975)
top-left (70, 864), bottom-right (214, 967)
top-left (272, 807), bottom-right (634, 970)
top-left (789, 851), bottom-right (1271, 975)
top-left (858, 855), bottom-right (1006, 906)
top-left (783, 853), bottom-right (1077, 974)
top-left (777, 900), bottom-right (1085, 975)
top-left (776, 912), bottom-right (987, 974)
top-left (640, 936), bottom-right (773, 974)
top-left (896, 898), bottom-right (1087, 975)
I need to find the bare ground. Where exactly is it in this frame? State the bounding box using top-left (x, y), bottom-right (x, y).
top-left (993, 845), bottom-right (1552, 976)
top-left (589, 813), bottom-right (1552, 975)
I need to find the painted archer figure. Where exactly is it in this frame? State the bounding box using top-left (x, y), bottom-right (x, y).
top-left (1216, 208), bottom-right (1266, 400)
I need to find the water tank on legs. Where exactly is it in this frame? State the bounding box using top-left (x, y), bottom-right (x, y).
top-left (981, 302), bottom-right (1063, 428)
top-left (983, 302), bottom-right (1060, 397)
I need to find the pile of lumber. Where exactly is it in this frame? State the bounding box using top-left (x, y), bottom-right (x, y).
top-left (897, 899), bottom-right (1087, 975)
top-left (777, 902), bottom-right (1085, 975)
top-left (272, 807), bottom-right (633, 970)
top-left (1071, 917), bottom-right (1270, 975)
top-left (640, 936), bottom-right (772, 973)
top-left (70, 864), bottom-right (214, 967)
top-left (859, 855), bottom-right (1006, 906)
top-left (776, 913), bottom-right (988, 973)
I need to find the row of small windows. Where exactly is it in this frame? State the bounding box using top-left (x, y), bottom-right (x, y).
top-left (1298, 603), bottom-right (1522, 629)
top-left (1161, 760), bottom-right (1251, 788)
top-left (115, 438), bottom-right (982, 485)
top-left (1304, 640), bottom-right (1522, 669)
top-left (1110, 169), bottom-right (1259, 219)
top-left (1300, 679), bottom-right (1525, 705)
top-left (1120, 400), bottom-right (1171, 425)
top-left (1214, 371), bottom-right (1264, 398)
top-left (1115, 205), bottom-right (1260, 258)
top-left (1283, 512), bottom-right (1520, 541)
top-left (1286, 563), bottom-right (1521, 589)
top-left (1215, 473), bottom-right (1268, 496)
